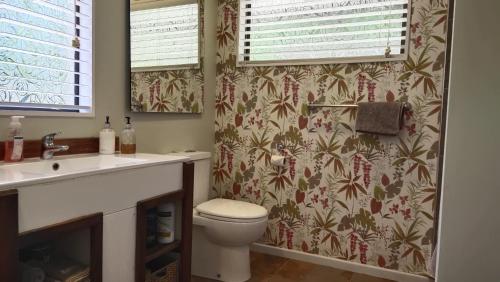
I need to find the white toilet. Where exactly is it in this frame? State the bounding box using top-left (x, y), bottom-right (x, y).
top-left (171, 152), bottom-right (268, 282)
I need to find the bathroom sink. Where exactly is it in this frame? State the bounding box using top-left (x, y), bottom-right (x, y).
top-left (0, 153), bottom-right (189, 189)
top-left (14, 155), bottom-right (147, 175)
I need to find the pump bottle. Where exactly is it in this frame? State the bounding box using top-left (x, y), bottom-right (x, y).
top-left (4, 116), bottom-right (25, 162)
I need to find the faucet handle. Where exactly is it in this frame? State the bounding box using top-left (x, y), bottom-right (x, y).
top-left (42, 132), bottom-right (61, 144)
top-left (45, 132), bottom-right (61, 138)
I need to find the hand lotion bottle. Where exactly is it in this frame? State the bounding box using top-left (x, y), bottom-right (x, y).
top-left (99, 116), bottom-right (115, 154)
top-left (4, 116), bottom-right (25, 162)
top-left (120, 117), bottom-right (136, 154)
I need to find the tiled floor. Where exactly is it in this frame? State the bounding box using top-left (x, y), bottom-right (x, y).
top-left (192, 252), bottom-right (395, 282)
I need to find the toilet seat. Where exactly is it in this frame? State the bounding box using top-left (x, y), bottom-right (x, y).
top-left (196, 198), bottom-right (268, 223)
top-left (198, 212), bottom-right (267, 223)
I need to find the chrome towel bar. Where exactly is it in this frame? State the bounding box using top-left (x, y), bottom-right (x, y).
top-left (308, 102), bottom-right (412, 111)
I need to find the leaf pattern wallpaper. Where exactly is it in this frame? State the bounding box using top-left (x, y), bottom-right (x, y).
top-left (214, 0), bottom-right (449, 276)
top-left (130, 0), bottom-right (205, 113)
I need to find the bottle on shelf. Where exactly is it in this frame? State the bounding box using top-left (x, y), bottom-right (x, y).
top-left (157, 203), bottom-right (175, 244)
top-left (99, 116), bottom-right (115, 155)
top-left (4, 116), bottom-right (25, 162)
top-left (120, 117), bottom-right (136, 154)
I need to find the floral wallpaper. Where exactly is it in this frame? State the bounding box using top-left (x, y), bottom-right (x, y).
top-left (131, 0), bottom-right (205, 113)
top-left (213, 0), bottom-right (449, 276)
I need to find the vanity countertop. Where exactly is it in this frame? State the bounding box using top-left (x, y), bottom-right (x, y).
top-left (0, 153), bottom-right (189, 190)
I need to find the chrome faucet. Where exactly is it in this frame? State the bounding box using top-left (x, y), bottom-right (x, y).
top-left (41, 132), bottom-right (69, 160)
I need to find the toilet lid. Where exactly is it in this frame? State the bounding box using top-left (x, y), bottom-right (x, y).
top-left (196, 199), bottom-right (268, 220)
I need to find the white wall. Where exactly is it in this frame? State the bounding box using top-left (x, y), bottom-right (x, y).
top-left (437, 0), bottom-right (500, 281)
top-left (0, 0), bottom-right (217, 154)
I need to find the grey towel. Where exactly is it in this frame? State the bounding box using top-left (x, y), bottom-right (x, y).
top-left (355, 102), bottom-right (405, 136)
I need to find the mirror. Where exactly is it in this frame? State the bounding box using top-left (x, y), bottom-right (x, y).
top-left (129, 0), bottom-right (204, 113)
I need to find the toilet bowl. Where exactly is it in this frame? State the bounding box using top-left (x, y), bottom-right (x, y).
top-left (193, 199), bottom-right (268, 282)
top-left (195, 199), bottom-right (268, 246)
top-left (168, 152), bottom-right (268, 282)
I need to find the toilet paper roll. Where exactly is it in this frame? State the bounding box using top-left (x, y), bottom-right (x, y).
top-left (271, 155), bottom-right (287, 167)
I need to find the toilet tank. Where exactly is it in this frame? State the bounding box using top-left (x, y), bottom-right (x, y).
top-left (169, 151), bottom-right (212, 207)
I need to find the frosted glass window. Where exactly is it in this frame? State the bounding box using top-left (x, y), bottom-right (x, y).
top-left (0, 0), bottom-right (93, 114)
top-left (130, 3), bottom-right (199, 71)
top-left (238, 0), bottom-right (410, 66)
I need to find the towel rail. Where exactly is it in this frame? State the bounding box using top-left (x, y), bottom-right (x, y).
top-left (308, 102), bottom-right (412, 111)
top-left (308, 104), bottom-right (359, 108)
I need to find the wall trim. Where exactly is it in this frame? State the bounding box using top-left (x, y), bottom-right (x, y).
top-left (251, 243), bottom-right (433, 282)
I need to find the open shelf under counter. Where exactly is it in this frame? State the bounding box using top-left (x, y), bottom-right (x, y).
top-left (19, 213), bottom-right (103, 282)
top-left (135, 162), bottom-right (194, 282)
top-left (0, 190), bottom-right (103, 282)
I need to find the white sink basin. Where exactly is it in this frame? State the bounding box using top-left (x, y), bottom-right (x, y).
top-left (12, 155), bottom-right (147, 175)
top-left (0, 153), bottom-right (189, 189)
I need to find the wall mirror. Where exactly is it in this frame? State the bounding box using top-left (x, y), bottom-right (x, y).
top-left (129, 0), bottom-right (204, 113)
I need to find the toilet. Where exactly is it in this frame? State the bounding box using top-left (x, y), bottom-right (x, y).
top-left (170, 151), bottom-right (268, 282)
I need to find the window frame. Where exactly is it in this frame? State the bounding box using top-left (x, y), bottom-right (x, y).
top-left (235, 0), bottom-right (412, 67)
top-left (0, 0), bottom-right (95, 118)
top-left (129, 0), bottom-right (201, 73)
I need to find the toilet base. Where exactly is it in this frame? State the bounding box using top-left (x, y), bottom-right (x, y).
top-left (192, 225), bottom-right (251, 282)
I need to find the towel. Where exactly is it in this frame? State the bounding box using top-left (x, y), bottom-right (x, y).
top-left (355, 102), bottom-right (405, 136)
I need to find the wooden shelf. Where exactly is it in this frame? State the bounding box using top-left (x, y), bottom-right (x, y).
top-left (138, 190), bottom-right (184, 210)
top-left (18, 213), bottom-right (102, 249)
top-left (145, 240), bottom-right (182, 263)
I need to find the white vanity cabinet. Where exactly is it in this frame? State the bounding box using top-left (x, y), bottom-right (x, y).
top-left (0, 154), bottom-right (193, 282)
top-left (16, 162), bottom-right (184, 232)
top-left (103, 208), bottom-right (136, 282)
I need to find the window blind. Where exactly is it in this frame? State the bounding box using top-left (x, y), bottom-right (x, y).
top-left (238, 0), bottom-right (410, 65)
top-left (130, 3), bottom-right (199, 71)
top-left (0, 0), bottom-right (93, 113)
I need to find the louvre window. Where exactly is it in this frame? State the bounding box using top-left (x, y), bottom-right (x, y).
top-left (238, 0), bottom-right (410, 66)
top-left (130, 2), bottom-right (199, 71)
top-left (0, 0), bottom-right (93, 115)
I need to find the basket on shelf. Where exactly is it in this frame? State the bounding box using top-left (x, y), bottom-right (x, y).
top-left (146, 253), bottom-right (179, 282)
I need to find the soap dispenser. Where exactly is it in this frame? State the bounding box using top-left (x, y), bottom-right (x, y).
top-left (4, 116), bottom-right (25, 162)
top-left (99, 116), bottom-right (115, 155)
top-left (120, 117), bottom-right (136, 154)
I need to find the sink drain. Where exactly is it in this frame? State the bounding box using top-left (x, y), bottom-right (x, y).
top-left (52, 163), bottom-right (60, 171)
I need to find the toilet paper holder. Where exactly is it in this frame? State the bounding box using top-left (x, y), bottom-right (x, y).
top-left (272, 143), bottom-right (289, 167)
top-left (276, 143), bottom-right (285, 153)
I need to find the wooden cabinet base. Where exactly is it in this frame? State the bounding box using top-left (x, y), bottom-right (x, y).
top-left (0, 190), bottom-right (19, 282)
top-left (0, 162), bottom-right (193, 282)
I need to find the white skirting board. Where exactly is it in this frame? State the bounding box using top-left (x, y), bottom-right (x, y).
top-left (250, 243), bottom-right (434, 282)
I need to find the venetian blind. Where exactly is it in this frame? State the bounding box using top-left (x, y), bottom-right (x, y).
top-left (238, 0), bottom-right (410, 65)
top-left (130, 3), bottom-right (199, 71)
top-left (0, 0), bottom-right (93, 113)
